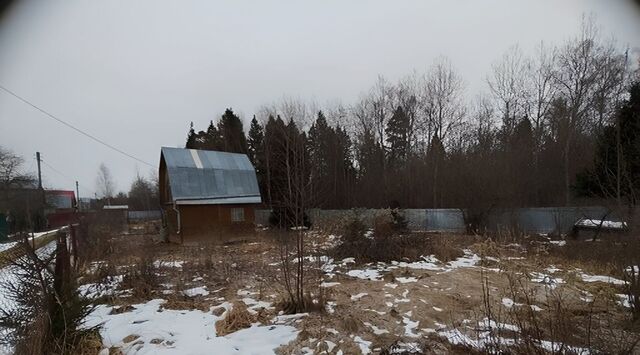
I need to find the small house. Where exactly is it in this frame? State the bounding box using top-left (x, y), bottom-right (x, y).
top-left (159, 147), bottom-right (262, 243)
top-left (45, 189), bottom-right (77, 228)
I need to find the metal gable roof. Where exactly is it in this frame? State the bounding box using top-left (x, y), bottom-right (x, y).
top-left (161, 147), bottom-right (262, 205)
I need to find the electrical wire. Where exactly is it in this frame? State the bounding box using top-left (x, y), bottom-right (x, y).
top-left (40, 159), bottom-right (92, 194)
top-left (0, 84), bottom-right (154, 167)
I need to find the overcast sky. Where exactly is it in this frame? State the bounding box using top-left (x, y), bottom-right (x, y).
top-left (0, 1), bottom-right (639, 199)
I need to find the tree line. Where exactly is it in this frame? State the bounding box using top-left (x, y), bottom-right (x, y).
top-left (185, 19), bottom-right (639, 217)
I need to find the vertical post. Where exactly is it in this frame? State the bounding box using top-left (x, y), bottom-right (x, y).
top-left (36, 152), bottom-right (42, 189)
top-left (70, 224), bottom-right (78, 270)
top-left (76, 181), bottom-right (80, 211)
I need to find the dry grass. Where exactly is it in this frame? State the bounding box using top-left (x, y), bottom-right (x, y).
top-left (275, 288), bottom-right (328, 315)
top-left (215, 302), bottom-right (253, 336)
top-left (119, 254), bottom-right (159, 300)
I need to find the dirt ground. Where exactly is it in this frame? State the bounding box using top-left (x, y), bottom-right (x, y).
top-left (80, 223), bottom-right (640, 354)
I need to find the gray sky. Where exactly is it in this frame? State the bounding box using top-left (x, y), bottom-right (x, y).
top-left (1, 0), bottom-right (639, 198)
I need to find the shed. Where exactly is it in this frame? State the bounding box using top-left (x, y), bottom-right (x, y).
top-left (159, 147), bottom-right (262, 243)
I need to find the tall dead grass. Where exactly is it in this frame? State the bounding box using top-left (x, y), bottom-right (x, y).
top-left (474, 266), bottom-right (640, 354)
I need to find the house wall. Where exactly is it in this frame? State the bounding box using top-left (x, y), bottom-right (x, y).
top-left (164, 204), bottom-right (257, 244)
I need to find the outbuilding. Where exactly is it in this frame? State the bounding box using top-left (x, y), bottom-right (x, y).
top-left (159, 147), bottom-right (262, 243)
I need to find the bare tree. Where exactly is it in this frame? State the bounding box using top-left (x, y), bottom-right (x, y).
top-left (422, 57), bottom-right (467, 146)
top-left (552, 16), bottom-right (624, 204)
top-left (369, 75), bottom-right (395, 148)
top-left (487, 45), bottom-right (529, 136)
top-left (96, 163), bottom-right (115, 203)
top-left (271, 117), bottom-right (315, 313)
top-left (0, 147), bottom-right (34, 189)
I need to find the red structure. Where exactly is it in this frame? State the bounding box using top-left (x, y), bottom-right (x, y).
top-left (45, 190), bottom-right (77, 228)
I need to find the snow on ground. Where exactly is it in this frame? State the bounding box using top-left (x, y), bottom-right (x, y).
top-left (446, 250), bottom-right (481, 269)
top-left (391, 255), bottom-right (441, 271)
top-left (153, 260), bottom-right (184, 268)
top-left (242, 297), bottom-right (274, 314)
top-left (402, 316), bottom-right (420, 338)
top-left (617, 294), bottom-right (632, 308)
top-left (79, 275), bottom-right (124, 299)
top-left (575, 218), bottom-right (626, 229)
top-left (352, 335), bottom-right (372, 354)
top-left (437, 317), bottom-right (590, 354)
top-left (340, 251), bottom-right (482, 282)
top-left (530, 272), bottom-right (564, 289)
top-left (182, 286), bottom-right (210, 297)
top-left (346, 269), bottom-right (382, 281)
top-left (83, 299), bottom-right (298, 354)
top-left (350, 292), bottom-right (368, 301)
top-left (396, 277), bottom-right (418, 284)
top-left (578, 273), bottom-right (626, 285)
top-left (363, 322), bottom-right (389, 335)
top-left (320, 282), bottom-right (340, 288)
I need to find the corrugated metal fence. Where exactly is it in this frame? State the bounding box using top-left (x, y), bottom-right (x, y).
top-left (256, 206), bottom-right (620, 234)
top-left (127, 210), bottom-right (162, 221)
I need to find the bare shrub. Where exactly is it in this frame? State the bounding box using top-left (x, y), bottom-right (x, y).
top-left (473, 265), bottom-right (640, 354)
top-left (429, 237), bottom-right (465, 262)
top-left (546, 234), bottom-right (640, 277)
top-left (276, 287), bottom-right (327, 315)
top-left (623, 264), bottom-right (640, 322)
top-left (333, 212), bottom-right (466, 263)
top-left (120, 254), bottom-right (159, 299)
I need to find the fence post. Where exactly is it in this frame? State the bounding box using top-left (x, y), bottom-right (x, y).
top-left (54, 230), bottom-right (71, 296)
top-left (70, 224), bottom-right (78, 269)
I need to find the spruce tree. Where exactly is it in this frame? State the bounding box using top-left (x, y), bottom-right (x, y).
top-left (203, 120), bottom-right (222, 150)
top-left (577, 82), bottom-right (640, 206)
top-left (218, 108), bottom-right (248, 154)
top-left (247, 116), bottom-right (264, 167)
top-left (185, 122), bottom-right (197, 149)
top-left (385, 106), bottom-right (410, 164)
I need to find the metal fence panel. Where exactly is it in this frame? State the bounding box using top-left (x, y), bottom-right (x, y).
top-left (425, 209), bottom-right (466, 232)
top-left (485, 206), bottom-right (614, 235)
top-left (127, 210), bottom-right (162, 221)
top-left (254, 206), bottom-right (616, 235)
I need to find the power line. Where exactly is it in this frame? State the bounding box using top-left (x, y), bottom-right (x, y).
top-left (0, 84), bottom-right (154, 167)
top-left (40, 159), bottom-right (92, 194)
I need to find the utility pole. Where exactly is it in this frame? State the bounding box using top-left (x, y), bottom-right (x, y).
top-left (76, 181), bottom-right (80, 211)
top-left (36, 152), bottom-right (42, 189)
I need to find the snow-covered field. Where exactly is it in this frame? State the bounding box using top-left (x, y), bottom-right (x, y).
top-left (64, 230), bottom-right (640, 354)
top-left (84, 300), bottom-right (298, 355)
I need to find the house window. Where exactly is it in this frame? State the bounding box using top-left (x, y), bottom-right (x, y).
top-left (231, 208), bottom-right (245, 222)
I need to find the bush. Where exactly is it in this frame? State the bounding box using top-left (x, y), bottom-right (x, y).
top-left (333, 211), bottom-right (432, 263)
top-left (121, 255), bottom-right (159, 299)
top-left (390, 208), bottom-right (408, 232)
top-left (0, 236), bottom-right (98, 355)
top-left (268, 206), bottom-right (311, 229)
